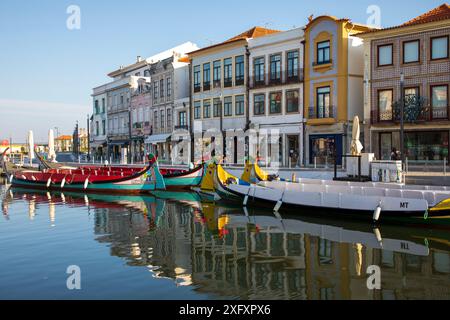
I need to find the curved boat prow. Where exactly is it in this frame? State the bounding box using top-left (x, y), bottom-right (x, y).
top-left (200, 162), bottom-right (216, 191)
top-left (151, 156), bottom-right (166, 190)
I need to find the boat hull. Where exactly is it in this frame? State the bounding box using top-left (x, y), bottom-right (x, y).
top-left (214, 166), bottom-right (450, 227)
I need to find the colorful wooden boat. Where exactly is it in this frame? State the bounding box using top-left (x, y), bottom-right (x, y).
top-left (162, 163), bottom-right (205, 189)
top-left (11, 154), bottom-right (166, 194)
top-left (35, 149), bottom-right (204, 190)
top-left (213, 164), bottom-right (450, 227)
top-left (241, 161), bottom-right (281, 183)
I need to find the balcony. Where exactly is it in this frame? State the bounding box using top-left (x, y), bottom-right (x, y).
top-left (194, 85), bottom-right (201, 93)
top-left (313, 59), bottom-right (332, 67)
top-left (371, 106), bottom-right (450, 124)
top-left (235, 77), bottom-right (244, 86)
top-left (203, 82), bottom-right (211, 91)
top-left (250, 69), bottom-right (304, 89)
top-left (224, 78), bottom-right (233, 88)
top-left (174, 125), bottom-right (189, 130)
top-left (308, 105), bottom-right (336, 119)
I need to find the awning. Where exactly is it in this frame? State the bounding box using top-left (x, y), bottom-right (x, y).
top-left (144, 133), bottom-right (171, 144)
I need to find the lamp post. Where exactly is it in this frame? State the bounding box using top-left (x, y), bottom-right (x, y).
top-left (400, 72), bottom-right (405, 169)
top-left (219, 94), bottom-right (226, 163)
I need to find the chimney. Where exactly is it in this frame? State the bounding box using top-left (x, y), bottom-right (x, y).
top-left (137, 56), bottom-right (142, 63)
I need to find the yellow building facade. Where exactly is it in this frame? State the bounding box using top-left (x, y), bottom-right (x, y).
top-left (304, 16), bottom-right (372, 167)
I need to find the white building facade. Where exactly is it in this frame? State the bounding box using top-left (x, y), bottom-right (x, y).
top-left (188, 27), bottom-right (280, 164)
top-left (248, 27), bottom-right (305, 167)
top-left (91, 84), bottom-right (108, 159)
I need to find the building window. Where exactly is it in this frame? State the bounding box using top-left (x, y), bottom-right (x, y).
top-left (193, 65), bottom-right (201, 92)
top-left (270, 54), bottom-right (281, 83)
top-left (94, 100), bottom-right (99, 114)
top-left (254, 94), bottom-right (265, 115)
top-left (154, 81), bottom-right (159, 100)
top-left (154, 111), bottom-right (158, 130)
top-left (203, 63), bottom-right (211, 91)
top-left (404, 131), bottom-right (449, 161)
top-left (120, 95), bottom-right (124, 104)
top-left (287, 50), bottom-right (299, 80)
top-left (213, 60), bottom-right (221, 88)
top-left (403, 40), bottom-right (420, 64)
top-left (378, 44), bottom-right (393, 66)
top-left (318, 239), bottom-right (333, 265)
top-left (235, 55), bottom-right (245, 85)
top-left (167, 108), bottom-right (172, 129)
top-left (254, 57), bottom-right (265, 85)
top-left (179, 111), bottom-right (187, 127)
top-left (194, 101), bottom-right (201, 119)
top-left (431, 36), bottom-right (449, 60)
top-left (378, 89), bottom-right (393, 121)
top-left (224, 96), bottom-right (233, 117)
top-left (431, 85), bottom-right (448, 119)
top-left (286, 90), bottom-right (299, 113)
top-left (160, 79), bottom-right (164, 98)
top-left (224, 58), bottom-right (233, 87)
top-left (102, 120), bottom-right (106, 135)
top-left (316, 86), bottom-right (331, 118)
top-left (317, 41), bottom-right (330, 65)
top-left (404, 87), bottom-right (419, 100)
top-left (95, 121), bottom-right (99, 136)
top-left (235, 95), bottom-right (244, 116)
top-left (269, 92), bottom-right (282, 114)
top-left (213, 98), bottom-right (221, 117)
top-left (166, 77), bottom-right (172, 97)
top-left (160, 109), bottom-right (165, 129)
top-left (144, 70), bottom-right (150, 77)
top-left (203, 100), bottom-right (211, 118)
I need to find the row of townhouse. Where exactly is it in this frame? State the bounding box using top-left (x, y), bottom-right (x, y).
top-left (90, 3), bottom-right (450, 167)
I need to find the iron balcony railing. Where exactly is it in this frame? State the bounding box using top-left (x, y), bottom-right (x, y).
top-left (308, 105), bottom-right (336, 119)
top-left (313, 59), bottom-right (333, 67)
top-left (174, 125), bottom-right (189, 130)
top-left (371, 106), bottom-right (450, 124)
top-left (250, 69), bottom-right (304, 89)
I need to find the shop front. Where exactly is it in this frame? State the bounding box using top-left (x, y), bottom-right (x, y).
top-left (144, 133), bottom-right (172, 163)
top-left (309, 134), bottom-right (342, 166)
top-left (378, 130), bottom-right (449, 163)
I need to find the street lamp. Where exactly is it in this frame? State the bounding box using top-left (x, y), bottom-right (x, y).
top-left (400, 72), bottom-right (405, 170)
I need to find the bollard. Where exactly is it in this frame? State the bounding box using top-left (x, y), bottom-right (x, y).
top-left (405, 157), bottom-right (409, 174)
top-left (314, 157), bottom-right (317, 169)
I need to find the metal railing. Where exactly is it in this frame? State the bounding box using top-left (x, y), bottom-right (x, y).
top-left (308, 105), bottom-right (336, 119)
top-left (249, 69), bottom-right (304, 89)
top-left (371, 106), bottom-right (450, 124)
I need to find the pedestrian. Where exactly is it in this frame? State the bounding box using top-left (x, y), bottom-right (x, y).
top-left (391, 148), bottom-right (399, 161)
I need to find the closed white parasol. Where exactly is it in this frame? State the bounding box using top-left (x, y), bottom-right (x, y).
top-left (48, 129), bottom-right (56, 162)
top-left (27, 130), bottom-right (35, 166)
top-left (351, 116), bottom-right (363, 156)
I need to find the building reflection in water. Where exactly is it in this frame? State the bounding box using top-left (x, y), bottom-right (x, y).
top-left (3, 188), bottom-right (450, 300)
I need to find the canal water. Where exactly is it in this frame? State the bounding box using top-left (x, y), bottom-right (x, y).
top-left (1, 180), bottom-right (450, 300)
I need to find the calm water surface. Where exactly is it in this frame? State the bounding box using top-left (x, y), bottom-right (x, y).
top-left (1, 179), bottom-right (450, 300)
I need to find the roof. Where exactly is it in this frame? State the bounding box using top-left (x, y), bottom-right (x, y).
top-left (304, 15), bottom-right (373, 32)
top-left (56, 135), bottom-right (72, 141)
top-left (403, 3), bottom-right (450, 26)
top-left (359, 3), bottom-right (450, 36)
top-left (188, 26), bottom-right (281, 56)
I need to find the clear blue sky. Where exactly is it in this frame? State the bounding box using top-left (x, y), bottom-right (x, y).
top-left (0, 0), bottom-right (445, 142)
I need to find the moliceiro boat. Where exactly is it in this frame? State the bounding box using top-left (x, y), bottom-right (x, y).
top-left (34, 149), bottom-right (204, 190)
top-left (11, 154), bottom-right (166, 193)
top-left (214, 165), bottom-right (450, 226)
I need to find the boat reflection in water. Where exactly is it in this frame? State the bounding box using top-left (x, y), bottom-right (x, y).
top-left (2, 186), bottom-right (450, 300)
